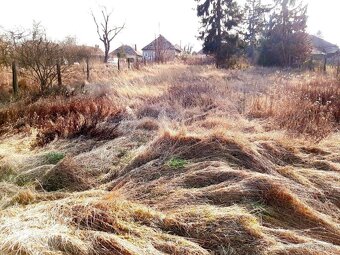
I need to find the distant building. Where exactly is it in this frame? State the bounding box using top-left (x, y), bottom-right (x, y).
top-left (64, 44), bottom-right (104, 64)
top-left (309, 35), bottom-right (339, 70)
top-left (142, 35), bottom-right (181, 61)
top-left (309, 35), bottom-right (339, 57)
top-left (174, 44), bottom-right (183, 56)
top-left (109, 45), bottom-right (142, 63)
top-left (81, 45), bottom-right (104, 61)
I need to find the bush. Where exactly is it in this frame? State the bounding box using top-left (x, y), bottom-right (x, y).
top-left (0, 95), bottom-right (124, 145)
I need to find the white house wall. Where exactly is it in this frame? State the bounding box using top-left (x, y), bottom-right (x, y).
top-left (142, 50), bottom-right (176, 61)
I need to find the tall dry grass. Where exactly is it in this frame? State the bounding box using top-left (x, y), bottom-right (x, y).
top-left (249, 79), bottom-right (340, 140)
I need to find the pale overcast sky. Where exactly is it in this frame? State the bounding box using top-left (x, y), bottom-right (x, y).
top-left (0, 0), bottom-right (339, 51)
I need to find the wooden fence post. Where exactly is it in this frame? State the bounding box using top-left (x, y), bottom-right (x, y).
top-left (12, 61), bottom-right (18, 97)
top-left (86, 57), bottom-right (90, 81)
top-left (323, 55), bottom-right (327, 73)
top-left (57, 61), bottom-right (62, 86)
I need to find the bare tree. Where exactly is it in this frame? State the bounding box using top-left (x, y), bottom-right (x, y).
top-left (91, 7), bottom-right (125, 63)
top-left (18, 40), bottom-right (62, 92)
top-left (17, 24), bottom-right (67, 92)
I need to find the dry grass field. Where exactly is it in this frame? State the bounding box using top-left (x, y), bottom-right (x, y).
top-left (0, 63), bottom-right (339, 255)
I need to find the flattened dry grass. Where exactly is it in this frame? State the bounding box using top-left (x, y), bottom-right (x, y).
top-left (0, 64), bottom-right (339, 255)
top-left (110, 128), bottom-right (339, 252)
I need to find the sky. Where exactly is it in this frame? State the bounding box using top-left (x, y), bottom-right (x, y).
top-left (0, 0), bottom-right (339, 52)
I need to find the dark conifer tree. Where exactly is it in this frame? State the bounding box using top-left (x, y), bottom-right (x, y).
top-left (243, 0), bottom-right (271, 63)
top-left (258, 0), bottom-right (310, 67)
top-left (195, 0), bottom-right (243, 68)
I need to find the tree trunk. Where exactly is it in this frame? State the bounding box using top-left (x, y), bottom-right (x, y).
top-left (118, 58), bottom-right (120, 71)
top-left (12, 61), bottom-right (18, 97)
top-left (127, 58), bottom-right (131, 69)
top-left (41, 81), bottom-right (47, 93)
top-left (104, 43), bottom-right (109, 63)
top-left (57, 62), bottom-right (62, 86)
top-left (323, 55), bottom-right (327, 73)
top-left (250, 0), bottom-right (256, 64)
top-left (216, 0), bottom-right (222, 68)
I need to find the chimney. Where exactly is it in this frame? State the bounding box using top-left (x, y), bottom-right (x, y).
top-left (135, 44), bottom-right (137, 51)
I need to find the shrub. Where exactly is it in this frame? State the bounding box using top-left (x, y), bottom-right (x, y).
top-left (0, 95), bottom-right (124, 145)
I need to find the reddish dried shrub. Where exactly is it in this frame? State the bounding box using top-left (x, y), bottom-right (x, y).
top-left (0, 95), bottom-right (124, 145)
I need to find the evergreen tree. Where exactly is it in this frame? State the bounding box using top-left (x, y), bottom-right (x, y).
top-left (195, 0), bottom-right (243, 68)
top-left (258, 0), bottom-right (310, 67)
top-left (243, 0), bottom-right (271, 63)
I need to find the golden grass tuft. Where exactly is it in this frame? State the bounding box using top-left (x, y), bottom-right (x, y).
top-left (11, 189), bottom-right (37, 205)
top-left (47, 234), bottom-right (91, 255)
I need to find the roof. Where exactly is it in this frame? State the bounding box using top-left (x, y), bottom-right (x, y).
top-left (142, 35), bottom-right (176, 51)
top-left (110, 45), bottom-right (142, 57)
top-left (174, 44), bottom-right (182, 53)
top-left (80, 45), bottom-right (104, 56)
top-left (311, 48), bottom-right (326, 56)
top-left (309, 35), bottom-right (339, 55)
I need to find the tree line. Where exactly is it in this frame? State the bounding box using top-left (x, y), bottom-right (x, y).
top-left (195, 0), bottom-right (311, 68)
